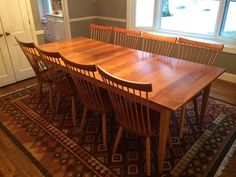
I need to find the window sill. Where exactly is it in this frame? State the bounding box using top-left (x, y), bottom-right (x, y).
top-left (222, 44), bottom-right (236, 54)
top-left (46, 13), bottom-right (63, 18)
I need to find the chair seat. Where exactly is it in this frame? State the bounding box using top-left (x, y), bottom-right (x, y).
top-left (100, 87), bottom-right (113, 110)
top-left (53, 75), bottom-right (77, 95)
top-left (39, 69), bottom-right (53, 83)
top-left (82, 87), bottom-right (113, 113)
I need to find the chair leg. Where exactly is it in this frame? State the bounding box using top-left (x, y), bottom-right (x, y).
top-left (102, 113), bottom-right (107, 147)
top-left (193, 98), bottom-right (199, 122)
top-left (80, 107), bottom-right (88, 132)
top-left (56, 93), bottom-right (61, 113)
top-left (48, 83), bottom-right (53, 109)
top-left (113, 126), bottom-right (124, 153)
top-left (71, 95), bottom-right (77, 126)
top-left (37, 81), bottom-right (42, 102)
top-left (179, 106), bottom-right (186, 139)
top-left (146, 137), bottom-right (151, 176)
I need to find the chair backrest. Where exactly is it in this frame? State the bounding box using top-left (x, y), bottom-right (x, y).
top-left (90, 23), bottom-right (113, 43)
top-left (97, 66), bottom-right (158, 136)
top-left (141, 32), bottom-right (177, 56)
top-left (113, 27), bottom-right (140, 49)
top-left (15, 38), bottom-right (50, 82)
top-left (35, 47), bottom-right (75, 94)
top-left (177, 37), bottom-right (224, 65)
top-left (62, 58), bottom-right (109, 112)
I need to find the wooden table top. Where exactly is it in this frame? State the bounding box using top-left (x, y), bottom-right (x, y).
top-left (39, 37), bottom-right (225, 111)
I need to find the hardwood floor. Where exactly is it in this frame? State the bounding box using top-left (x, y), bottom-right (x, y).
top-left (0, 129), bottom-right (44, 177)
top-left (210, 79), bottom-right (236, 105)
top-left (0, 77), bottom-right (235, 177)
top-left (0, 77), bottom-right (37, 96)
top-left (0, 77), bottom-right (43, 177)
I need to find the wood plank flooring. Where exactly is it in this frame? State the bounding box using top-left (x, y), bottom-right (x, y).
top-left (0, 129), bottom-right (44, 177)
top-left (210, 79), bottom-right (236, 105)
top-left (0, 78), bottom-right (37, 96)
top-left (0, 77), bottom-right (235, 177)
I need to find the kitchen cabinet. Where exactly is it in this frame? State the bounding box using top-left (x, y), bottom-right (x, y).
top-left (45, 15), bottom-right (65, 41)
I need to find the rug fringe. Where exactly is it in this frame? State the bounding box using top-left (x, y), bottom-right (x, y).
top-left (214, 139), bottom-right (236, 177)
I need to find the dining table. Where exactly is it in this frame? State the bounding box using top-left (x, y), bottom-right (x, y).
top-left (39, 36), bottom-right (225, 173)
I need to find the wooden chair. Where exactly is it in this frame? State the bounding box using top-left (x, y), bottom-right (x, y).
top-left (141, 32), bottom-right (177, 56)
top-left (97, 66), bottom-right (162, 176)
top-left (113, 27), bottom-right (141, 49)
top-left (16, 38), bottom-right (53, 108)
top-left (177, 37), bottom-right (224, 65)
top-left (177, 37), bottom-right (224, 138)
top-left (90, 23), bottom-right (113, 43)
top-left (62, 59), bottom-right (113, 147)
top-left (35, 48), bottom-right (78, 126)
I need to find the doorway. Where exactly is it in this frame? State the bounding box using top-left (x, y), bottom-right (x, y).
top-left (37, 0), bottom-right (66, 43)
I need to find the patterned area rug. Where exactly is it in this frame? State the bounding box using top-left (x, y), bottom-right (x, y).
top-left (0, 86), bottom-right (235, 177)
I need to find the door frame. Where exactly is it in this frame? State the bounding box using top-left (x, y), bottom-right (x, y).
top-left (25, 0), bottom-right (43, 45)
top-left (61, 0), bottom-right (71, 39)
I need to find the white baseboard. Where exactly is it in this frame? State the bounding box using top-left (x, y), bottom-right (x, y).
top-left (218, 72), bottom-right (236, 83)
top-left (35, 30), bottom-right (44, 35)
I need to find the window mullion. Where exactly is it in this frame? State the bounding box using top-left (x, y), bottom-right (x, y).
top-left (214, 0), bottom-right (227, 38)
top-left (127, 0), bottom-right (135, 29)
top-left (153, 0), bottom-right (161, 31)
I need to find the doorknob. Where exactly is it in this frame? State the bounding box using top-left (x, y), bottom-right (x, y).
top-left (5, 32), bottom-right (10, 36)
top-left (0, 34), bottom-right (3, 37)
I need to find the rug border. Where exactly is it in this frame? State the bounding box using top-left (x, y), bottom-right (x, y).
top-left (11, 98), bottom-right (119, 177)
top-left (1, 84), bottom-right (235, 177)
top-left (207, 128), bottom-right (236, 177)
top-left (214, 139), bottom-right (236, 177)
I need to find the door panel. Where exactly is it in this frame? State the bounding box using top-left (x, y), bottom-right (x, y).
top-left (1, 0), bottom-right (35, 81)
top-left (0, 20), bottom-right (16, 87)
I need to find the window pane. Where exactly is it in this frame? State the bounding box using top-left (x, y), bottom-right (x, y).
top-left (161, 0), bottom-right (220, 35)
top-left (45, 0), bottom-right (53, 14)
top-left (220, 1), bottom-right (236, 40)
top-left (135, 0), bottom-right (154, 27)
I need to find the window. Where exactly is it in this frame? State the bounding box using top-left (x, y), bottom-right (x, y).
top-left (220, 0), bottom-right (236, 39)
top-left (130, 0), bottom-right (236, 44)
top-left (37, 0), bottom-right (63, 17)
top-left (45, 0), bottom-right (53, 14)
top-left (160, 0), bottom-right (220, 35)
top-left (37, 0), bottom-right (53, 17)
top-left (135, 0), bottom-right (155, 27)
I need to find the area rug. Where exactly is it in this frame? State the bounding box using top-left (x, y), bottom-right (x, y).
top-left (0, 86), bottom-right (235, 177)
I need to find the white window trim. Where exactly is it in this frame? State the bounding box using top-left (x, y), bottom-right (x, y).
top-left (127, 0), bottom-right (236, 54)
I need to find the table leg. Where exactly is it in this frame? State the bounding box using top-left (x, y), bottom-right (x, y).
top-left (158, 110), bottom-right (171, 173)
top-left (200, 84), bottom-right (211, 126)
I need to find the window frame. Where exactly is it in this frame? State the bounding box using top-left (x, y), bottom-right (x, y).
top-left (127, 0), bottom-right (236, 47)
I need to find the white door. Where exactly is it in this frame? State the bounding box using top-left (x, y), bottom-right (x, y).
top-left (0, 18), bottom-right (16, 87)
top-left (0, 0), bottom-right (35, 82)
